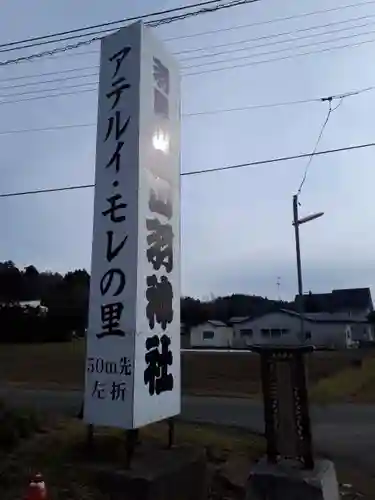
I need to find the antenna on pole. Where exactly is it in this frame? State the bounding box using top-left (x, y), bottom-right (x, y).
top-left (277, 276), bottom-right (281, 301)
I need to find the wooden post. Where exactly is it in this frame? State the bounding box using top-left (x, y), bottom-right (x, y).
top-left (125, 429), bottom-right (138, 469)
top-left (167, 418), bottom-right (175, 449)
top-left (86, 424), bottom-right (94, 451)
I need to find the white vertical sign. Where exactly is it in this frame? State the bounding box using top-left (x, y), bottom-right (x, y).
top-left (84, 21), bottom-right (180, 429)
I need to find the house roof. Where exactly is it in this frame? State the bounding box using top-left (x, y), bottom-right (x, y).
top-left (229, 316), bottom-right (251, 324)
top-left (204, 320), bottom-right (229, 328)
top-left (229, 309), bottom-right (368, 324)
top-left (279, 309), bottom-right (367, 324)
top-left (331, 288), bottom-right (373, 311)
top-left (296, 287), bottom-right (373, 313)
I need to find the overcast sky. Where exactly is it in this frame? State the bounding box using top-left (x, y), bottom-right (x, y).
top-left (0, 0), bottom-right (374, 301)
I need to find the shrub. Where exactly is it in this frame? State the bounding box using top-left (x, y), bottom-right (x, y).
top-left (0, 402), bottom-right (40, 451)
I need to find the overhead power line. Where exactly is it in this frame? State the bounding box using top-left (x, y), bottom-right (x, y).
top-left (297, 98), bottom-right (343, 195)
top-left (0, 97), bottom-right (322, 134)
top-left (164, 0), bottom-right (375, 41)
top-left (179, 19), bottom-right (375, 62)
top-left (0, 2), bottom-right (374, 74)
top-left (0, 81), bottom-right (98, 99)
top-left (0, 66), bottom-right (98, 84)
top-left (1, 141), bottom-right (375, 199)
top-left (0, 0), bottom-right (258, 55)
top-left (0, 1), bottom-right (256, 69)
top-left (0, 87), bottom-right (98, 106)
top-left (0, 72), bottom-right (98, 91)
top-left (1, 0), bottom-right (374, 69)
top-left (0, 77), bottom-right (375, 117)
top-left (4, 14), bottom-right (375, 77)
top-left (182, 26), bottom-right (375, 68)
top-left (175, 13), bottom-right (375, 56)
top-left (0, 96), bottom-right (324, 123)
top-left (184, 35), bottom-right (375, 76)
top-left (3, 25), bottom-right (375, 83)
top-left (2, 28), bottom-right (375, 100)
top-left (0, 0), bottom-right (225, 51)
top-left (28, 10), bottom-right (375, 65)
top-left (0, 36), bottom-right (374, 103)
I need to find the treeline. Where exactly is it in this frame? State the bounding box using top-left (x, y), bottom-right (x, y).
top-left (0, 261), bottom-right (291, 343)
top-left (181, 295), bottom-right (292, 327)
top-left (0, 261), bottom-right (89, 343)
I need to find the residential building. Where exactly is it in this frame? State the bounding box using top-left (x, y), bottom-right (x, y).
top-left (190, 320), bottom-right (233, 348)
top-left (231, 309), bottom-right (357, 349)
top-left (300, 287), bottom-right (374, 342)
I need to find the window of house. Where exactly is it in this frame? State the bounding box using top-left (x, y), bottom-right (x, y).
top-left (203, 330), bottom-right (214, 340)
top-left (305, 331), bottom-right (312, 340)
top-left (271, 329), bottom-right (281, 337)
top-left (240, 328), bottom-right (253, 337)
top-left (281, 329), bottom-right (289, 335)
top-left (261, 329), bottom-right (270, 337)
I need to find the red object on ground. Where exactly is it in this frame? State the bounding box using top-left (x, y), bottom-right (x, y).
top-left (24, 473), bottom-right (47, 500)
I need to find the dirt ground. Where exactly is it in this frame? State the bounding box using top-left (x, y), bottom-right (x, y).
top-left (0, 341), bottom-right (369, 397)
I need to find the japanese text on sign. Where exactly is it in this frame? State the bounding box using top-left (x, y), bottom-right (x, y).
top-left (144, 56), bottom-right (174, 397)
top-left (98, 45), bottom-right (132, 340)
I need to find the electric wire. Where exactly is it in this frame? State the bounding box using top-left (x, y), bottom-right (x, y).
top-left (174, 12), bottom-right (375, 56)
top-left (0, 16), bottom-right (374, 84)
top-left (0, 33), bottom-right (373, 97)
top-left (183, 35), bottom-right (375, 75)
top-left (2, 25), bottom-right (375, 100)
top-left (0, 0), bottom-right (366, 53)
top-left (179, 19), bottom-right (375, 62)
top-left (2, 25), bottom-right (375, 82)
top-left (164, 0), bottom-right (375, 41)
top-left (2, 0), bottom-right (375, 69)
top-left (296, 98), bottom-right (343, 196)
top-left (29, 11), bottom-right (375, 65)
top-left (181, 26), bottom-right (375, 67)
top-left (0, 77), bottom-right (374, 118)
top-left (0, 0), bottom-right (258, 55)
top-left (0, 66), bottom-right (99, 84)
top-left (1, 141), bottom-right (375, 199)
top-left (0, 73), bottom-right (98, 91)
top-left (0, 81), bottom-right (98, 99)
top-left (0, 87), bottom-right (98, 106)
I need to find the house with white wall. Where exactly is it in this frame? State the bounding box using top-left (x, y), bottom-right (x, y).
top-left (190, 320), bottom-right (233, 348)
top-left (231, 309), bottom-right (357, 349)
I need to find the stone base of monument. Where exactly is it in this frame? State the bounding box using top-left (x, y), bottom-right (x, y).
top-left (245, 456), bottom-right (340, 500)
top-left (83, 443), bottom-right (207, 500)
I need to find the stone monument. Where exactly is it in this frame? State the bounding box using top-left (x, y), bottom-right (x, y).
top-left (247, 345), bottom-right (340, 500)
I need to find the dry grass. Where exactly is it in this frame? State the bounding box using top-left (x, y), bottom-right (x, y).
top-left (1, 416), bottom-right (375, 499)
top-left (311, 355), bottom-right (375, 404)
top-left (0, 342), bottom-right (370, 398)
top-left (335, 462), bottom-right (375, 499)
top-left (0, 418), bottom-right (265, 500)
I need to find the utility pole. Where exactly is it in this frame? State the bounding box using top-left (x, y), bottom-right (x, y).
top-left (293, 194), bottom-right (305, 340)
top-left (292, 195), bottom-right (324, 342)
top-left (276, 276), bottom-right (281, 301)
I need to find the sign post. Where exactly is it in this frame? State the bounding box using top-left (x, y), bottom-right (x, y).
top-left (84, 21), bottom-right (181, 430)
top-left (252, 345), bottom-right (314, 469)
